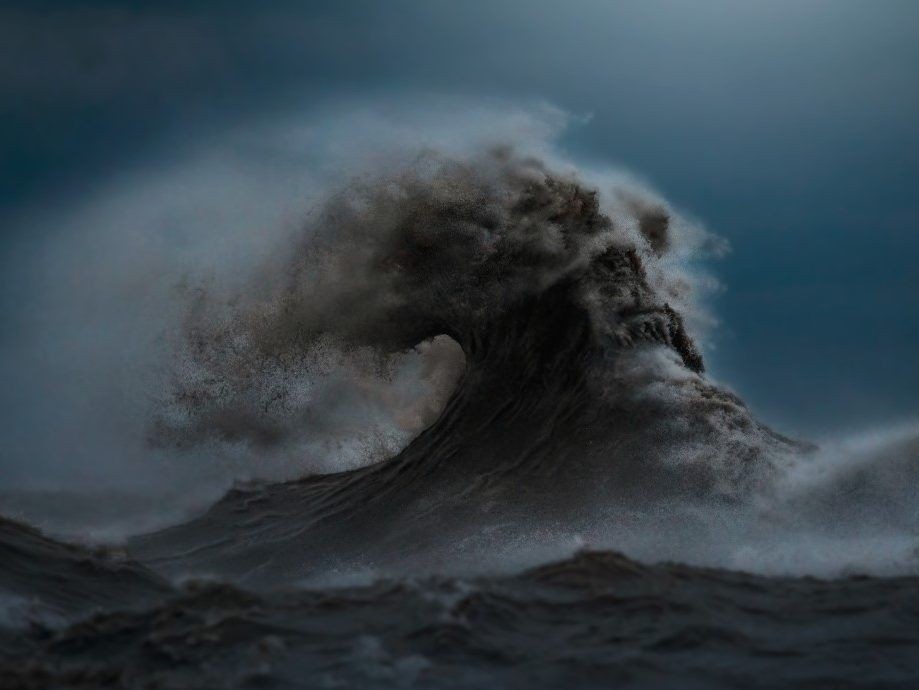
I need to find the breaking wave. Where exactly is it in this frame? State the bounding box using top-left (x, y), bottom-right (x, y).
top-left (130, 143), bottom-right (918, 584)
top-left (3, 104), bottom-right (919, 688)
top-left (2, 103), bottom-right (917, 585)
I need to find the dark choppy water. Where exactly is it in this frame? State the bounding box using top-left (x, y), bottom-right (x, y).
top-left (3, 535), bottom-right (919, 690)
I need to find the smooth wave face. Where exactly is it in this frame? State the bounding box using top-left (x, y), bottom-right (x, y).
top-left (3, 135), bottom-right (919, 688)
top-left (0, 518), bottom-right (170, 626)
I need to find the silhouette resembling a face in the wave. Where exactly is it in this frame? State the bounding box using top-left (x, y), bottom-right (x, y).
top-left (138, 149), bottom-right (802, 584)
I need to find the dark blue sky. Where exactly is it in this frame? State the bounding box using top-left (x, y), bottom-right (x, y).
top-left (2, 0), bottom-right (918, 436)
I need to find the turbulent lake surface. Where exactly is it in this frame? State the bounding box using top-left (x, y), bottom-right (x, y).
top-left (3, 520), bottom-right (919, 689)
top-left (3, 149), bottom-right (918, 689)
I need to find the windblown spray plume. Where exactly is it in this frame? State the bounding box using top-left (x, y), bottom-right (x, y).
top-left (2, 125), bottom-right (919, 690)
top-left (135, 146), bottom-right (803, 583)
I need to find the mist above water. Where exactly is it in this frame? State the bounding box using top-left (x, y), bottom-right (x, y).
top-left (0, 100), bottom-right (916, 580)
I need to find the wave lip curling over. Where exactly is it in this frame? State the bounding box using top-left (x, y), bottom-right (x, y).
top-left (2, 130), bottom-right (919, 689)
top-left (134, 147), bottom-right (805, 584)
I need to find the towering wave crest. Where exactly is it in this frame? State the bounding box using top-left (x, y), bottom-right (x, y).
top-left (133, 146), bottom-right (815, 584)
top-left (3, 102), bottom-right (919, 690)
top-left (152, 148), bottom-right (716, 454)
top-left (2, 102), bottom-right (917, 583)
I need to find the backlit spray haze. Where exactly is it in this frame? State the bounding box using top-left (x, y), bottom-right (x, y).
top-left (2, 6), bottom-right (919, 688)
top-left (0, 102), bottom-right (634, 531)
top-left (0, 99), bottom-right (915, 580)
